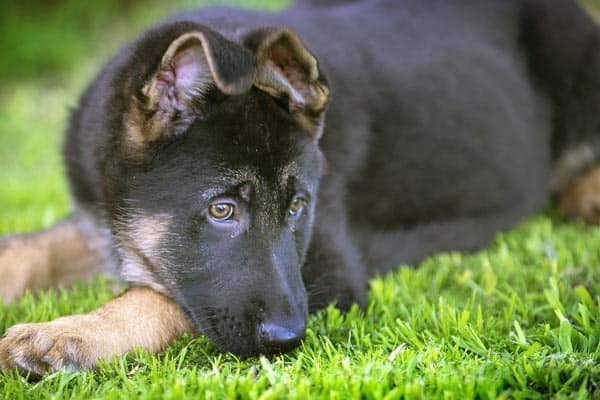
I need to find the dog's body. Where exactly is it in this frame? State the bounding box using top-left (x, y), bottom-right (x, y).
top-left (2, 0), bottom-right (600, 377)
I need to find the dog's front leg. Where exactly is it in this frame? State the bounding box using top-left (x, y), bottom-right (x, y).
top-left (0, 212), bottom-right (115, 304)
top-left (302, 225), bottom-right (369, 312)
top-left (0, 286), bottom-right (194, 379)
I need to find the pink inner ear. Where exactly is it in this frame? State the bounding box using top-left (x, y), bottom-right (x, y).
top-left (172, 44), bottom-right (207, 92)
top-left (265, 45), bottom-right (317, 109)
top-left (270, 46), bottom-right (299, 73)
top-left (154, 43), bottom-right (211, 112)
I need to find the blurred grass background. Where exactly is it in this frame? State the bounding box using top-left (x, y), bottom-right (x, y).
top-left (0, 0), bottom-right (291, 84)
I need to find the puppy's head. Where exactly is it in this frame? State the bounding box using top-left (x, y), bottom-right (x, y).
top-left (106, 21), bottom-right (330, 356)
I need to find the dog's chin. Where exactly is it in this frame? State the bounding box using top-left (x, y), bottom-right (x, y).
top-left (181, 308), bottom-right (253, 356)
top-left (200, 327), bottom-right (273, 358)
top-left (188, 311), bottom-right (303, 357)
top-left (215, 341), bottom-right (269, 358)
top-left (209, 334), bottom-right (301, 358)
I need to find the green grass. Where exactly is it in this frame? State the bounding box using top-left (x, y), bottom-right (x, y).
top-left (1, 1), bottom-right (600, 398)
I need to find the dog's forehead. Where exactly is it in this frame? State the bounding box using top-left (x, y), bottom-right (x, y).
top-left (198, 161), bottom-right (308, 201)
top-left (188, 95), bottom-right (319, 193)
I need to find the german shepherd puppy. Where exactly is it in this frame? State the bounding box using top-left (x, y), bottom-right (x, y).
top-left (2, 0), bottom-right (600, 378)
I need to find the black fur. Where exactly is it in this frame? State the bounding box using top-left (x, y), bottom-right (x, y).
top-left (63, 0), bottom-right (600, 355)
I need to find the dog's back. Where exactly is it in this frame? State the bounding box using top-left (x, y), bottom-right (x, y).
top-left (173, 0), bottom-right (600, 270)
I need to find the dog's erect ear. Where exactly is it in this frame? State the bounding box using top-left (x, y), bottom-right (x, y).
top-left (134, 28), bottom-right (255, 143)
top-left (244, 28), bottom-right (330, 139)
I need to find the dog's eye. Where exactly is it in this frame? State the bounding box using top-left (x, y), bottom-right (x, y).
top-left (288, 196), bottom-right (307, 216)
top-left (208, 203), bottom-right (235, 222)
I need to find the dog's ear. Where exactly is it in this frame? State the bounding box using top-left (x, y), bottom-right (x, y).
top-left (244, 28), bottom-right (330, 140)
top-left (134, 28), bottom-right (255, 143)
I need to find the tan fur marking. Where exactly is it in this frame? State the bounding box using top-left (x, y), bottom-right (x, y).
top-left (0, 214), bottom-right (112, 304)
top-left (124, 97), bottom-right (172, 155)
top-left (117, 213), bottom-right (173, 295)
top-left (551, 143), bottom-right (596, 193)
top-left (294, 110), bottom-right (327, 139)
top-left (558, 164), bottom-right (600, 224)
top-left (123, 102), bottom-right (150, 152)
top-left (0, 286), bottom-right (194, 378)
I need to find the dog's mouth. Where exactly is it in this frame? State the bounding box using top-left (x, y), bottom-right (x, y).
top-left (203, 307), bottom-right (252, 354)
top-left (169, 273), bottom-right (309, 356)
top-left (181, 303), bottom-right (307, 357)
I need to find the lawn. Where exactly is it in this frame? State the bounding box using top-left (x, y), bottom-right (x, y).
top-left (1, 1), bottom-right (600, 398)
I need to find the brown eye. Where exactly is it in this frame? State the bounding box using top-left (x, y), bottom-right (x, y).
top-left (208, 203), bottom-right (235, 221)
top-left (289, 196), bottom-right (306, 216)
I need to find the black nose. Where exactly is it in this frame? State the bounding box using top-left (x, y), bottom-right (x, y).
top-left (257, 321), bottom-right (306, 354)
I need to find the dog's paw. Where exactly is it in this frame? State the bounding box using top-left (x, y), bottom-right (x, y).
top-left (559, 165), bottom-right (600, 225)
top-left (0, 317), bottom-right (98, 379)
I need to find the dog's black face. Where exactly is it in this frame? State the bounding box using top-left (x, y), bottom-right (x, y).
top-left (123, 90), bottom-right (321, 355)
top-left (105, 22), bottom-right (330, 356)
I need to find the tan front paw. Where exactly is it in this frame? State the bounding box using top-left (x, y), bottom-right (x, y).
top-left (0, 318), bottom-right (98, 379)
